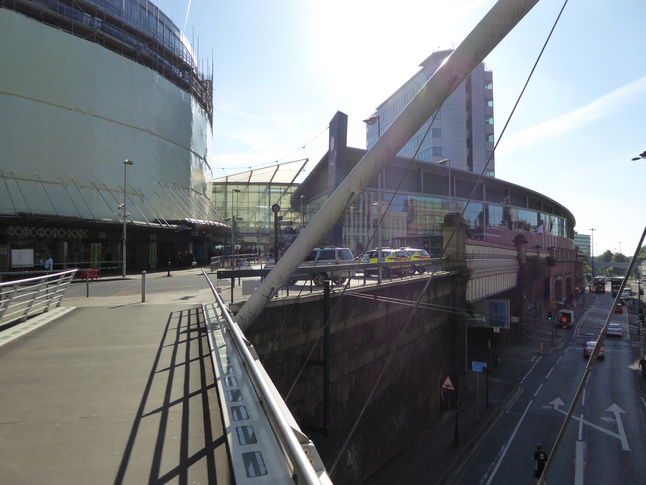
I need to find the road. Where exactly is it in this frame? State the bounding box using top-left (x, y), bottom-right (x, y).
top-left (456, 291), bottom-right (646, 484)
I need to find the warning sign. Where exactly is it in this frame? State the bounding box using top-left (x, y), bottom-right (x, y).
top-left (441, 375), bottom-right (455, 391)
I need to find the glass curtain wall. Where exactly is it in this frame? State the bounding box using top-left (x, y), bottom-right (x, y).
top-left (214, 182), bottom-right (569, 260)
top-left (213, 183), bottom-right (302, 259)
top-left (340, 191), bottom-right (569, 256)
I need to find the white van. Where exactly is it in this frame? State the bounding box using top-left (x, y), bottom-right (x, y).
top-left (558, 309), bottom-right (573, 328)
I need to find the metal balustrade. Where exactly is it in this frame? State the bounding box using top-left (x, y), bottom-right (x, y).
top-left (0, 270), bottom-right (77, 328)
top-left (201, 269), bottom-right (332, 485)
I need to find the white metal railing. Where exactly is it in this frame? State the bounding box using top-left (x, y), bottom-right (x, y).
top-left (201, 269), bottom-right (332, 485)
top-left (0, 270), bottom-right (77, 328)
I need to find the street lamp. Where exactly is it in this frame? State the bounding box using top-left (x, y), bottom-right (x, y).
top-left (438, 159), bottom-right (451, 211)
top-left (122, 159), bottom-right (134, 277)
top-left (231, 189), bottom-right (241, 261)
top-left (589, 228), bottom-right (596, 277)
top-left (272, 204), bottom-right (281, 264)
top-left (364, 116), bottom-right (383, 283)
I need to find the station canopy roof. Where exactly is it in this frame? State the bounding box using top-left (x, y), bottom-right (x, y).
top-left (213, 158), bottom-right (310, 185)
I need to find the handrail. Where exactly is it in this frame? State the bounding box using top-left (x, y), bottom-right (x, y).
top-left (0, 270), bottom-right (78, 328)
top-left (201, 269), bottom-right (330, 484)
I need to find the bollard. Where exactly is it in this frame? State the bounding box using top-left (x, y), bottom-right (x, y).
top-left (86, 272), bottom-right (90, 298)
top-left (142, 271), bottom-right (146, 302)
top-left (167, 259), bottom-right (171, 277)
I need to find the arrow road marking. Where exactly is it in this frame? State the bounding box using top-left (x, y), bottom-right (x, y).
top-left (607, 403), bottom-right (629, 451)
top-left (546, 398), bottom-right (630, 451)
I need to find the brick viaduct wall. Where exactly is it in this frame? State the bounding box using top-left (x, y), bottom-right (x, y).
top-left (239, 272), bottom-right (468, 485)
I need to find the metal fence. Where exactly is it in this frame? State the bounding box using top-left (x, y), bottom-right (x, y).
top-left (0, 270), bottom-right (77, 328)
top-left (201, 269), bottom-right (332, 484)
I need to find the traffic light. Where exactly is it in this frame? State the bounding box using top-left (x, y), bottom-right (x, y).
top-left (547, 310), bottom-right (553, 321)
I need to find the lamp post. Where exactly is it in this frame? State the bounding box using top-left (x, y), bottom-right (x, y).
top-left (231, 189), bottom-right (241, 261)
top-left (364, 116), bottom-right (383, 283)
top-left (438, 158), bottom-right (451, 211)
top-left (589, 228), bottom-right (595, 277)
top-left (122, 159), bottom-right (133, 277)
top-left (272, 204), bottom-right (281, 264)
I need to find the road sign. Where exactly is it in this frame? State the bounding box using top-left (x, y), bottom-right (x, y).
top-left (472, 361), bottom-right (487, 372)
top-left (441, 375), bottom-right (455, 391)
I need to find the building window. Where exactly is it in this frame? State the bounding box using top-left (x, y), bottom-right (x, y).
top-left (485, 82), bottom-right (493, 90)
top-left (486, 117), bottom-right (494, 125)
top-left (432, 128), bottom-right (442, 138)
top-left (487, 134), bottom-right (494, 143)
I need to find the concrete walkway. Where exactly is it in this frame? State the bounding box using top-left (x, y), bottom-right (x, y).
top-left (0, 268), bottom-right (232, 485)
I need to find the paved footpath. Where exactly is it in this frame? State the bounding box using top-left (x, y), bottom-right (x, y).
top-left (0, 269), bottom-right (232, 485)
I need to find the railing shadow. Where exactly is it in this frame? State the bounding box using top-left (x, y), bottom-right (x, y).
top-left (114, 307), bottom-right (230, 485)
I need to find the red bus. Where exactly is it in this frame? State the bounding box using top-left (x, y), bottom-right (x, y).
top-left (593, 276), bottom-right (605, 293)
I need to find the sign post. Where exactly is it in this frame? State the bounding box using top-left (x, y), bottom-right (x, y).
top-left (472, 361), bottom-right (487, 422)
top-left (441, 374), bottom-right (458, 445)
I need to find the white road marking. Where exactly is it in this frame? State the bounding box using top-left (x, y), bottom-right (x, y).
top-left (484, 400), bottom-right (533, 485)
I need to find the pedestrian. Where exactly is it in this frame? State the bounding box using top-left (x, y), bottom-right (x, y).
top-left (533, 443), bottom-right (549, 484)
top-left (177, 251), bottom-right (183, 269)
top-left (492, 352), bottom-right (499, 371)
top-left (44, 256), bottom-right (53, 271)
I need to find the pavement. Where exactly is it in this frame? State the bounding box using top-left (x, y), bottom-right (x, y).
top-left (0, 267), bottom-right (233, 485)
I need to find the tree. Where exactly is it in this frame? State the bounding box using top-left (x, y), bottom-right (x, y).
top-left (613, 253), bottom-right (628, 263)
top-left (598, 250), bottom-right (613, 263)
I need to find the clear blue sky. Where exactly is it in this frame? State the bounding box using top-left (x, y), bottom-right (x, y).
top-left (160, 0), bottom-right (646, 258)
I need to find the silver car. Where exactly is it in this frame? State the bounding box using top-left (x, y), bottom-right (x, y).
top-left (607, 323), bottom-right (622, 337)
top-left (583, 341), bottom-right (604, 359)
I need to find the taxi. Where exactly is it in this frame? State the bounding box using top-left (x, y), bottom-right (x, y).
top-left (356, 249), bottom-right (412, 278)
top-left (400, 248), bottom-right (432, 274)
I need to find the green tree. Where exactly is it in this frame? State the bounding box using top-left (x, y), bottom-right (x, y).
top-left (613, 253), bottom-right (628, 263)
top-left (598, 250), bottom-right (613, 263)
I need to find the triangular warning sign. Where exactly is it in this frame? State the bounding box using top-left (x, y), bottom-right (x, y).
top-left (441, 375), bottom-right (455, 391)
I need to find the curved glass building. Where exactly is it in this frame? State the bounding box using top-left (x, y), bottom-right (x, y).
top-left (0, 1), bottom-right (226, 272)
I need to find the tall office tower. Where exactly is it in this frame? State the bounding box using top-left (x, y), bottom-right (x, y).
top-left (366, 49), bottom-right (495, 176)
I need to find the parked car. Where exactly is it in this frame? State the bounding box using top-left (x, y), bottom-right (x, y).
top-left (265, 247), bottom-right (356, 286)
top-left (400, 248), bottom-right (432, 274)
top-left (615, 303), bottom-right (623, 313)
top-left (356, 249), bottom-right (412, 278)
top-left (607, 323), bottom-right (623, 337)
top-left (583, 341), bottom-right (604, 359)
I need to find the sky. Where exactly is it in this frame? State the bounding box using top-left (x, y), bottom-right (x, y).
top-left (159, 0), bottom-right (646, 258)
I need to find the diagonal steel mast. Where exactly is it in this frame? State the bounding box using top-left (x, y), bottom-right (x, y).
top-left (235, 0), bottom-right (541, 331)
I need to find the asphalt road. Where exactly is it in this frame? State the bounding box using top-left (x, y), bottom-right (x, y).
top-left (455, 291), bottom-right (646, 484)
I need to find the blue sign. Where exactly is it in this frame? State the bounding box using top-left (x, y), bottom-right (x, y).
top-left (472, 361), bottom-right (487, 372)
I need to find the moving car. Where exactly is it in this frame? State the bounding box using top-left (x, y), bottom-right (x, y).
top-left (615, 303), bottom-right (623, 313)
top-left (583, 341), bottom-right (604, 359)
top-left (356, 249), bottom-right (412, 278)
top-left (607, 323), bottom-right (623, 337)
